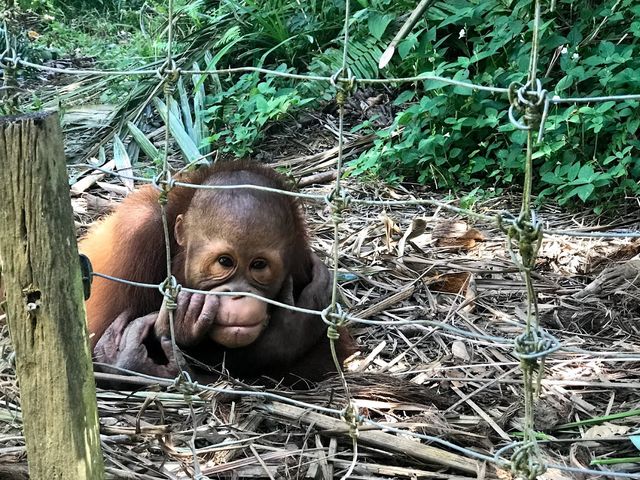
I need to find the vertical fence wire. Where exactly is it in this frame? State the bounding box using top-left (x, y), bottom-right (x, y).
top-left (509, 1), bottom-right (546, 478)
top-left (329, 1), bottom-right (360, 476)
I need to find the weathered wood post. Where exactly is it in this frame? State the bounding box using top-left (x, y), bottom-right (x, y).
top-left (0, 112), bottom-right (105, 479)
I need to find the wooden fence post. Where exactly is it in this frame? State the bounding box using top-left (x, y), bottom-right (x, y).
top-left (0, 112), bottom-right (105, 479)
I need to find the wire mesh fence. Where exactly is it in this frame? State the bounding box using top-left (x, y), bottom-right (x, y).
top-left (2, 0), bottom-right (640, 478)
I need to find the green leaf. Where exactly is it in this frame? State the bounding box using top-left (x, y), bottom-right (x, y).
top-left (255, 95), bottom-right (269, 113)
top-left (127, 122), bottom-right (160, 164)
top-left (452, 69), bottom-right (473, 96)
top-left (578, 106), bottom-right (595, 114)
top-left (582, 55), bottom-right (604, 66)
top-left (555, 75), bottom-right (573, 92)
top-left (578, 163), bottom-right (595, 181)
top-left (368, 12), bottom-right (395, 40)
top-left (596, 101), bottom-right (616, 114)
top-left (542, 171), bottom-right (564, 185)
top-left (469, 49), bottom-right (496, 64)
top-left (569, 183), bottom-right (595, 201)
top-left (153, 97), bottom-right (201, 164)
top-left (393, 90), bottom-right (415, 105)
top-left (566, 162), bottom-right (581, 181)
top-left (457, 56), bottom-right (471, 69)
top-left (567, 27), bottom-right (582, 44)
top-left (192, 62), bottom-right (209, 155)
top-left (177, 77), bottom-right (195, 141)
top-left (113, 135), bottom-right (134, 191)
top-left (599, 41), bottom-right (615, 58)
top-left (397, 35), bottom-right (417, 59)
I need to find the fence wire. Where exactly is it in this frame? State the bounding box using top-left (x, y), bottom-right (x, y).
top-left (3, 0), bottom-right (640, 478)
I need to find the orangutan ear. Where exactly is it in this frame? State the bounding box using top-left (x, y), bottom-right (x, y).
top-left (175, 214), bottom-right (186, 246)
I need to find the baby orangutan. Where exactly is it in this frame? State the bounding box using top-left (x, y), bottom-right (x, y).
top-left (81, 161), bottom-right (353, 384)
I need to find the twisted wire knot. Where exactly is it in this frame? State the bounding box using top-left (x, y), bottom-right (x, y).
top-left (341, 401), bottom-right (360, 440)
top-left (514, 329), bottom-right (560, 361)
top-left (152, 170), bottom-right (176, 195)
top-left (499, 210), bottom-right (542, 271)
top-left (510, 443), bottom-right (546, 480)
top-left (323, 303), bottom-right (349, 340)
top-left (172, 371), bottom-right (200, 395)
top-left (507, 79), bottom-right (550, 141)
top-left (159, 276), bottom-right (181, 310)
top-left (159, 60), bottom-right (180, 96)
top-left (321, 303), bottom-right (349, 327)
top-left (331, 67), bottom-right (356, 104)
top-left (326, 189), bottom-right (352, 223)
top-left (326, 325), bottom-right (341, 340)
top-left (0, 47), bottom-right (18, 69)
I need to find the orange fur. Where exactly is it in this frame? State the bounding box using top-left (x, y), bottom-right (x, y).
top-left (80, 186), bottom-right (171, 347)
top-left (79, 161), bottom-right (309, 348)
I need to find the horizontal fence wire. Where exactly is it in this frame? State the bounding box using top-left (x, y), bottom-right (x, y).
top-left (68, 163), bottom-right (640, 238)
top-left (8, 58), bottom-right (640, 105)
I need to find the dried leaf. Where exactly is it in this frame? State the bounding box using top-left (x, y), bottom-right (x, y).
top-left (380, 211), bottom-right (397, 253)
top-left (427, 272), bottom-right (472, 294)
top-left (433, 220), bottom-right (485, 250)
top-left (583, 424), bottom-right (630, 439)
top-left (398, 217), bottom-right (427, 258)
top-left (451, 340), bottom-right (470, 361)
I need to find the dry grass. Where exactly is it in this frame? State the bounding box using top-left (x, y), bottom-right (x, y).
top-left (2, 104), bottom-right (640, 479)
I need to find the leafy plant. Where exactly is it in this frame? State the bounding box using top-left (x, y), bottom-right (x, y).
top-left (203, 67), bottom-right (313, 156)
top-left (205, 0), bottom-right (345, 69)
top-left (350, 0), bottom-right (640, 211)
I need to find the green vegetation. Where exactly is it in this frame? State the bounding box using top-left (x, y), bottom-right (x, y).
top-left (203, 70), bottom-right (314, 157)
top-left (6, 0), bottom-right (640, 211)
top-left (8, 2), bottom-right (173, 66)
top-left (349, 0), bottom-right (640, 212)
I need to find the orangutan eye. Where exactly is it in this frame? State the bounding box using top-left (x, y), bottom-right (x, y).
top-left (251, 259), bottom-right (267, 270)
top-left (218, 255), bottom-right (234, 268)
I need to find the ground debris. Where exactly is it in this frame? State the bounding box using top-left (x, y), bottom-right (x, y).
top-left (3, 152), bottom-right (640, 477)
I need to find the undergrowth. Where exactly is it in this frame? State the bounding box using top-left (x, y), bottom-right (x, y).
top-left (8, 0), bottom-right (640, 212)
top-left (348, 0), bottom-right (640, 213)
